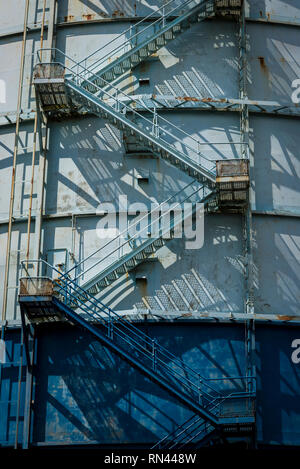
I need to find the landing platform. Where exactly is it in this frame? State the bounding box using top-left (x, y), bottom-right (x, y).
top-left (19, 277), bottom-right (63, 323)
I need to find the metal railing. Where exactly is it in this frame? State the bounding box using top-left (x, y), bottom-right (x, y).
top-left (20, 259), bottom-right (255, 412)
top-left (74, 0), bottom-right (213, 78)
top-left (63, 182), bottom-right (209, 286)
top-left (36, 48), bottom-right (246, 174)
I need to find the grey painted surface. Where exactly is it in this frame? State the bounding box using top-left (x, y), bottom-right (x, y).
top-left (0, 1), bottom-right (299, 324)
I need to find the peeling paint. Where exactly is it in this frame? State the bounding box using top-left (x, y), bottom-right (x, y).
top-left (64, 15), bottom-right (74, 23)
top-left (82, 14), bottom-right (95, 21)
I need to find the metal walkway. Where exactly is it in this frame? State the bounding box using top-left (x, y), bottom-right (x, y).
top-left (78, 0), bottom-right (215, 88)
top-left (60, 183), bottom-right (214, 299)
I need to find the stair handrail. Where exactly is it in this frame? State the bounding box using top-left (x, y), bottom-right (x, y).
top-left (19, 260), bottom-right (220, 400)
top-left (54, 276), bottom-right (254, 402)
top-left (20, 259), bottom-right (254, 401)
top-left (74, 0), bottom-right (210, 74)
top-left (36, 47), bottom-right (240, 170)
top-left (61, 181), bottom-right (198, 280)
top-left (71, 185), bottom-right (208, 285)
top-left (153, 384), bottom-right (255, 449)
top-left (56, 280), bottom-right (218, 401)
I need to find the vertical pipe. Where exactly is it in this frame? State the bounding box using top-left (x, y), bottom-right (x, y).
top-left (14, 328), bottom-right (24, 449)
top-left (2, 0), bottom-right (30, 321)
top-left (239, 0), bottom-right (256, 406)
top-left (0, 324), bottom-right (6, 406)
top-left (22, 325), bottom-right (36, 449)
top-left (34, 0), bottom-right (57, 273)
top-left (25, 0), bottom-right (47, 267)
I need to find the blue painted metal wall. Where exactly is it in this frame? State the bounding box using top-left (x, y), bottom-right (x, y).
top-left (0, 323), bottom-right (299, 447)
top-left (0, 0), bottom-right (299, 449)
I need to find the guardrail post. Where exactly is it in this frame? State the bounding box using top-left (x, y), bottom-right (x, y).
top-left (198, 373), bottom-right (203, 405)
top-left (152, 107), bottom-right (159, 137)
top-left (152, 339), bottom-right (157, 371)
top-left (197, 141), bottom-right (201, 166)
top-left (115, 90), bottom-right (120, 112)
top-left (108, 310), bottom-right (111, 338)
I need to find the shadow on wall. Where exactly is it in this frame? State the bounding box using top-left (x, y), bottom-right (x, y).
top-left (45, 116), bottom-right (201, 215)
top-left (95, 214), bottom-right (244, 314)
top-left (32, 323), bottom-right (246, 445)
top-left (256, 325), bottom-right (300, 446)
top-left (112, 21), bottom-right (239, 100)
top-left (60, 0), bottom-right (163, 20)
top-left (253, 216), bottom-right (300, 316)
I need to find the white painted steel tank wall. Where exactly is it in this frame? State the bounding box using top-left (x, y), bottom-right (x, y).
top-left (0, 1), bottom-right (299, 321)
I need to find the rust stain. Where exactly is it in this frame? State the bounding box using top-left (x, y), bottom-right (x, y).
top-left (64, 15), bottom-right (74, 22)
top-left (180, 96), bottom-right (199, 102)
top-left (83, 14), bottom-right (95, 21)
top-left (139, 62), bottom-right (149, 73)
top-left (112, 10), bottom-right (125, 17)
top-left (258, 56), bottom-right (269, 76)
top-left (277, 315), bottom-right (297, 321)
top-left (201, 97), bottom-right (227, 103)
top-left (152, 94), bottom-right (228, 104)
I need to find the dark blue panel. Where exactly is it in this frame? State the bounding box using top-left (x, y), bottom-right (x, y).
top-left (256, 325), bottom-right (300, 446)
top-left (32, 323), bottom-right (247, 445)
top-left (2, 323), bottom-right (300, 447)
top-left (0, 329), bottom-right (26, 447)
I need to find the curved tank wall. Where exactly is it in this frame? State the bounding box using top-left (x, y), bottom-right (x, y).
top-left (0, 0), bottom-right (299, 449)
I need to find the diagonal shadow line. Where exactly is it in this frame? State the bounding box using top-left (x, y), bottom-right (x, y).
top-left (46, 392), bottom-right (96, 440)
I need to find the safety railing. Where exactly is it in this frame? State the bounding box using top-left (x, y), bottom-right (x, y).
top-left (20, 259), bottom-right (255, 411)
top-left (74, 0), bottom-right (213, 78)
top-left (35, 48), bottom-right (247, 174)
top-left (64, 182), bottom-right (209, 287)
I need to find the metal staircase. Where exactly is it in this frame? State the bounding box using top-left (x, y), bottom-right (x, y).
top-left (19, 264), bottom-right (255, 446)
top-left (152, 414), bottom-right (216, 449)
top-left (58, 182), bottom-right (214, 300)
top-left (34, 55), bottom-right (216, 187)
top-left (22, 0), bottom-right (256, 448)
top-left (76, 0), bottom-right (215, 90)
top-left (66, 76), bottom-right (216, 186)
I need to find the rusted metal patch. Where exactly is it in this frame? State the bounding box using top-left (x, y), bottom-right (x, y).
top-left (216, 159), bottom-right (249, 178)
top-left (34, 63), bottom-right (65, 80)
top-left (19, 277), bottom-right (53, 296)
top-left (277, 315), bottom-right (297, 322)
top-left (82, 14), bottom-right (95, 21)
top-left (64, 15), bottom-right (75, 23)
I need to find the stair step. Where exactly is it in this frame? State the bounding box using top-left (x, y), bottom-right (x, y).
top-left (172, 24), bottom-right (181, 34)
top-left (138, 47), bottom-right (149, 58)
top-left (131, 54), bottom-right (140, 63)
top-left (164, 31), bottom-right (174, 40)
top-left (153, 238), bottom-right (164, 247)
top-left (113, 65), bottom-right (124, 76)
top-left (155, 37), bottom-right (166, 46)
top-left (135, 252), bottom-right (146, 260)
top-left (144, 245), bottom-right (155, 254)
top-left (147, 41), bottom-right (157, 52)
top-left (189, 13), bottom-right (200, 23)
